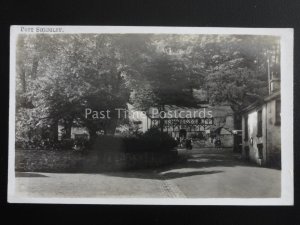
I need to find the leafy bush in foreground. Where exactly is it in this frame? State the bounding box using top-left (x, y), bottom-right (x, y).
top-left (90, 128), bottom-right (177, 153)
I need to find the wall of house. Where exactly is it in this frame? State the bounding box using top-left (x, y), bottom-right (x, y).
top-left (242, 107), bottom-right (267, 165)
top-left (58, 125), bottom-right (90, 140)
top-left (141, 105), bottom-right (235, 148)
top-left (141, 116), bottom-right (151, 132)
top-left (242, 98), bottom-right (281, 167)
top-left (219, 128), bottom-right (234, 147)
top-left (265, 99), bottom-right (281, 167)
top-left (225, 115), bottom-right (234, 130)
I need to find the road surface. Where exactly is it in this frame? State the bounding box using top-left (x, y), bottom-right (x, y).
top-left (14, 148), bottom-right (281, 198)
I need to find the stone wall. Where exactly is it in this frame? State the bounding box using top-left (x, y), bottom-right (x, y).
top-left (15, 150), bottom-right (179, 172)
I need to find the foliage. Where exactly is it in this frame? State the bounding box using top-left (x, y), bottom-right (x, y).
top-left (15, 33), bottom-right (280, 148)
top-left (140, 127), bottom-right (178, 151)
top-left (90, 128), bottom-right (177, 153)
top-left (16, 34), bottom-right (133, 144)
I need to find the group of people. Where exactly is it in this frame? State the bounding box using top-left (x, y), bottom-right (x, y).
top-left (176, 137), bottom-right (193, 150)
top-left (175, 136), bottom-right (222, 150)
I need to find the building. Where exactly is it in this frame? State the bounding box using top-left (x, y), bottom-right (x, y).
top-left (59, 89), bottom-right (235, 149)
top-left (58, 125), bottom-right (90, 140)
top-left (241, 91), bottom-right (281, 167)
top-left (241, 59), bottom-right (281, 168)
top-left (126, 89), bottom-right (235, 148)
top-left (132, 104), bottom-right (235, 148)
top-left (212, 127), bottom-right (234, 148)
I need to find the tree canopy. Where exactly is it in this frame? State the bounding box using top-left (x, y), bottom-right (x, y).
top-left (15, 33), bottom-right (280, 144)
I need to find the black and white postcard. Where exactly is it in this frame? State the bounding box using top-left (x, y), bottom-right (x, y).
top-left (8, 26), bottom-right (294, 205)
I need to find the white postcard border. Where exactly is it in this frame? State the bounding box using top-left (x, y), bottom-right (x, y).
top-left (8, 26), bottom-right (294, 205)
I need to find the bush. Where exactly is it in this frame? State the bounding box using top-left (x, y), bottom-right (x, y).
top-left (138, 128), bottom-right (178, 152)
top-left (15, 139), bottom-right (44, 150)
top-left (190, 132), bottom-right (205, 140)
top-left (89, 128), bottom-right (178, 153)
top-left (90, 135), bottom-right (124, 153)
top-left (55, 139), bottom-right (76, 150)
top-left (15, 138), bottom-right (89, 151)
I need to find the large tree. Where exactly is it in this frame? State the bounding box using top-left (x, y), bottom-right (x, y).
top-left (141, 34), bottom-right (280, 128)
top-left (200, 35), bottom-right (280, 128)
top-left (16, 34), bottom-right (131, 144)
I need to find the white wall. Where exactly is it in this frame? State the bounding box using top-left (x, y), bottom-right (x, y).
top-left (242, 98), bottom-right (281, 167)
top-left (58, 125), bottom-right (90, 140)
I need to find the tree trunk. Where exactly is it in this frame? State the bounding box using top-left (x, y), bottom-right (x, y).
top-left (64, 119), bottom-right (73, 139)
top-left (49, 119), bottom-right (59, 141)
top-left (104, 119), bottom-right (118, 135)
top-left (21, 70), bottom-right (26, 93)
top-left (89, 129), bottom-right (97, 140)
top-left (233, 110), bottom-right (242, 152)
top-left (233, 111), bottom-right (242, 130)
top-left (31, 58), bottom-right (39, 79)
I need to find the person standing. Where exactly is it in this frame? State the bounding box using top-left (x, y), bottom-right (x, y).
top-left (215, 137), bottom-right (221, 150)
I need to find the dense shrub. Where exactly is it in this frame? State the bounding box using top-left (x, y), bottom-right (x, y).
top-left (90, 128), bottom-right (178, 153)
top-left (15, 139), bottom-right (44, 150)
top-left (15, 138), bottom-right (60, 150)
top-left (16, 128), bottom-right (177, 153)
top-left (190, 132), bottom-right (205, 140)
top-left (90, 135), bottom-right (124, 153)
top-left (55, 139), bottom-right (77, 150)
top-left (15, 138), bottom-right (88, 151)
top-left (138, 128), bottom-right (178, 152)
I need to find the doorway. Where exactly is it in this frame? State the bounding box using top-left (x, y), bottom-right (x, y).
top-left (179, 129), bottom-right (187, 138)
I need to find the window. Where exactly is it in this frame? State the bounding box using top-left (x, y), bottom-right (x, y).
top-left (257, 109), bottom-right (263, 137)
top-left (257, 143), bottom-right (263, 159)
top-left (275, 99), bottom-right (281, 125)
top-left (244, 146), bottom-right (250, 160)
top-left (244, 115), bottom-right (248, 141)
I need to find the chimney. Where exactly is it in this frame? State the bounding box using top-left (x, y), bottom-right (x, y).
top-left (270, 78), bottom-right (280, 93)
top-left (267, 59), bottom-right (281, 94)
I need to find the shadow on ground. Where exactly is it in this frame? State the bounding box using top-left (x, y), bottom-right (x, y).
top-left (15, 172), bottom-right (48, 177)
top-left (159, 170), bottom-right (223, 179)
top-left (103, 169), bottom-right (224, 180)
top-left (15, 149), bottom-right (256, 180)
top-left (101, 149), bottom-right (251, 180)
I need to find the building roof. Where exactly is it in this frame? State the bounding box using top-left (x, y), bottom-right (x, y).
top-left (213, 126), bottom-right (233, 135)
top-left (147, 105), bottom-right (233, 119)
top-left (241, 91), bottom-right (280, 114)
top-left (264, 91), bottom-right (280, 102)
